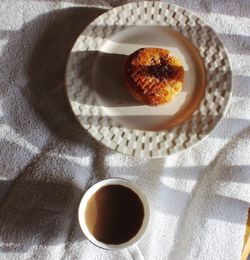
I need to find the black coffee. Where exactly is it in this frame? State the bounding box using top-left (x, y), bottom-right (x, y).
top-left (85, 184), bottom-right (144, 244)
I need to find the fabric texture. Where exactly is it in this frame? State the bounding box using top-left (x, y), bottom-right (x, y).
top-left (0, 0), bottom-right (249, 259)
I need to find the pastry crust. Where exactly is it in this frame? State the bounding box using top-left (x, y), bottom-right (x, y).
top-left (123, 48), bottom-right (184, 106)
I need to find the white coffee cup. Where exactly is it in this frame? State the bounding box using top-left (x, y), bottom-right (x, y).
top-left (78, 178), bottom-right (150, 259)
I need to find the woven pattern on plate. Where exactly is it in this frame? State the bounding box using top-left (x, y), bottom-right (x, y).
top-left (66, 1), bottom-right (232, 158)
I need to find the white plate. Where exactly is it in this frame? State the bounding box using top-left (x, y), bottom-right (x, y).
top-left (66, 1), bottom-right (232, 158)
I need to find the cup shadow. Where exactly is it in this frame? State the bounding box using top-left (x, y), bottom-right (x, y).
top-left (0, 178), bottom-right (85, 253)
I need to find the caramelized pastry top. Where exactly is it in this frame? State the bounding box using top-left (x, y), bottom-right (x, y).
top-left (124, 48), bottom-right (184, 105)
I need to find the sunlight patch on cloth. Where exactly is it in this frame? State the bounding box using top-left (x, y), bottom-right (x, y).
top-left (0, 124), bottom-right (40, 154)
top-left (200, 13), bottom-right (250, 36)
top-left (49, 153), bottom-right (90, 167)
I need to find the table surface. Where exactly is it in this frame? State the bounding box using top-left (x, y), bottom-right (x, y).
top-left (0, 1), bottom-right (249, 260)
top-left (242, 209), bottom-right (250, 260)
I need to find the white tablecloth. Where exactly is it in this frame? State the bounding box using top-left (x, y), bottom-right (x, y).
top-left (0, 0), bottom-right (249, 259)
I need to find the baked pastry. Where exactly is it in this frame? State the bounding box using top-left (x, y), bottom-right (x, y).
top-left (123, 48), bottom-right (184, 106)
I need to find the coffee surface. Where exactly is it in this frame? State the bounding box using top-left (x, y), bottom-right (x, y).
top-left (85, 184), bottom-right (144, 245)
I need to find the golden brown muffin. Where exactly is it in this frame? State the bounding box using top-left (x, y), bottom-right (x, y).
top-left (123, 48), bottom-right (184, 106)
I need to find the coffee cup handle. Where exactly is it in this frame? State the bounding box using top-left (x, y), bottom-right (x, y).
top-left (128, 244), bottom-right (145, 260)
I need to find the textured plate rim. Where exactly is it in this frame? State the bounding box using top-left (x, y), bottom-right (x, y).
top-left (65, 1), bottom-right (232, 158)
